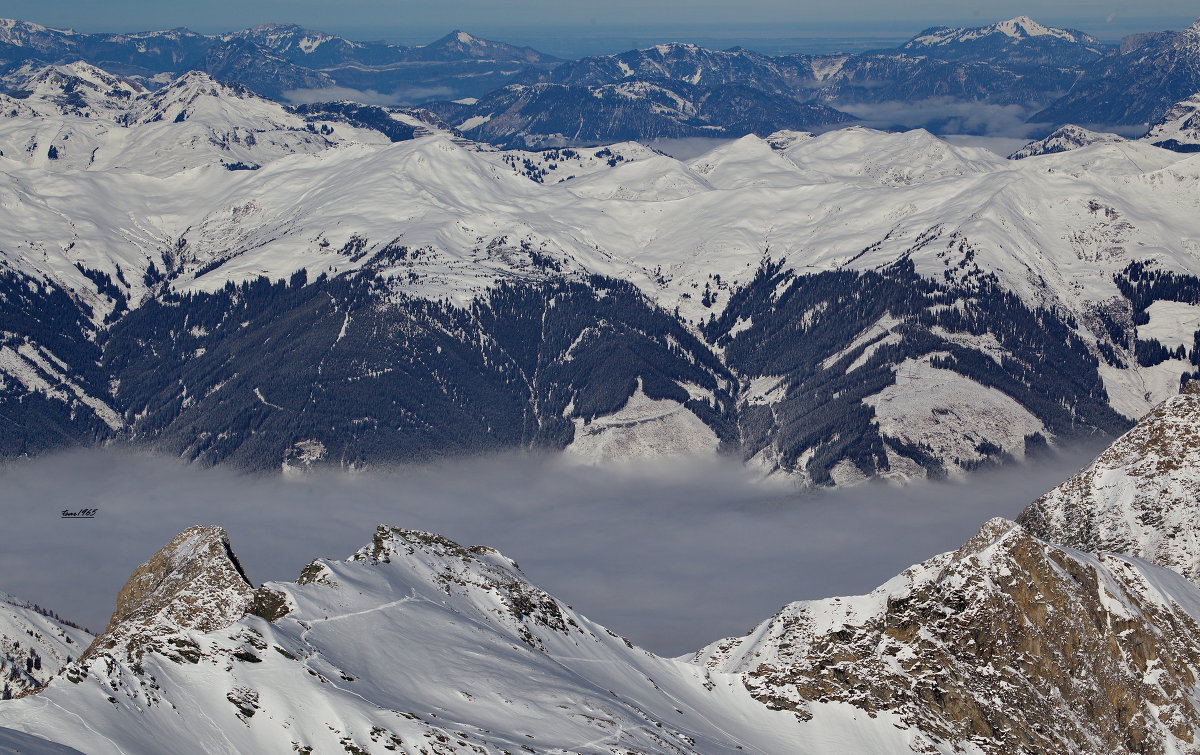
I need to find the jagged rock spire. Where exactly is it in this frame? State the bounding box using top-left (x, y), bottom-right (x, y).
top-left (79, 526), bottom-right (255, 665)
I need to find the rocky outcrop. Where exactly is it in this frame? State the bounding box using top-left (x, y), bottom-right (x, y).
top-left (696, 518), bottom-right (1200, 754)
top-left (1019, 381), bottom-right (1200, 583)
top-left (77, 526), bottom-right (255, 667)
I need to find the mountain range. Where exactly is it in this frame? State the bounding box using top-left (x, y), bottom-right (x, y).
top-left (3, 62), bottom-right (1200, 483)
top-left (3, 382), bottom-right (1200, 752)
top-left (4, 15), bottom-right (1200, 147)
top-left (0, 19), bottom-right (556, 101)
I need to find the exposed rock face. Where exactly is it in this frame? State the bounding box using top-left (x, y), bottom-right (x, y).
top-left (696, 518), bottom-right (1200, 754)
top-left (78, 525), bottom-right (255, 667)
top-left (1019, 384), bottom-right (1200, 583)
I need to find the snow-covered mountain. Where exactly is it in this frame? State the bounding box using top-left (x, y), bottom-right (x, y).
top-left (5, 103), bottom-right (1200, 480)
top-left (0, 62), bottom-right (460, 175)
top-left (437, 80), bottom-right (854, 149)
top-left (1145, 90), bottom-right (1200, 152)
top-left (900, 16), bottom-right (1109, 66)
top-left (487, 21), bottom-right (1110, 141)
top-left (1007, 124), bottom-right (1126, 159)
top-left (531, 42), bottom-right (807, 95)
top-left (0, 594), bottom-right (92, 700)
top-left (0, 18), bottom-right (557, 103)
top-left (1034, 18), bottom-right (1200, 126)
top-left (407, 30), bottom-right (554, 64)
top-left (1019, 380), bottom-right (1200, 582)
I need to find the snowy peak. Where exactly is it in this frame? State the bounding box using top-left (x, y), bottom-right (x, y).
top-left (4, 61), bottom-right (145, 117)
top-left (994, 15), bottom-right (1076, 40)
top-left (1019, 382), bottom-right (1200, 583)
top-left (780, 125), bottom-right (1004, 184)
top-left (1145, 90), bottom-right (1200, 152)
top-left (229, 22), bottom-right (354, 55)
top-left (409, 29), bottom-right (552, 63)
top-left (338, 526), bottom-right (580, 649)
top-left (0, 18), bottom-right (77, 51)
top-left (1, 525), bottom-right (828, 755)
top-left (81, 525), bottom-right (255, 664)
top-left (1009, 124), bottom-right (1127, 159)
top-left (906, 15), bottom-right (1095, 47)
top-left (129, 69), bottom-right (267, 123)
top-left (900, 15), bottom-right (1107, 66)
top-left (350, 525), bottom-right (516, 570)
top-left (697, 517), bottom-right (1200, 754)
top-left (0, 63), bottom-right (385, 175)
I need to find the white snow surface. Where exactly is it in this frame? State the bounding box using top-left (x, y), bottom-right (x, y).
top-left (865, 356), bottom-right (1046, 476)
top-left (1139, 300), bottom-right (1200, 349)
top-left (4, 111), bottom-right (1200, 336)
top-left (3, 105), bottom-right (1199, 327)
top-left (565, 383), bottom-right (721, 464)
top-left (1145, 91), bottom-right (1200, 148)
top-left (0, 593), bottom-right (93, 697)
top-left (0, 727), bottom-right (86, 754)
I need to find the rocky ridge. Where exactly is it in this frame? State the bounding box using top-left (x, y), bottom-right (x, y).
top-left (696, 517), bottom-right (1200, 754)
top-left (1018, 381), bottom-right (1200, 583)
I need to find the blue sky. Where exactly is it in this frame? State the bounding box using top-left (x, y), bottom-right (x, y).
top-left (5, 0), bottom-right (1197, 45)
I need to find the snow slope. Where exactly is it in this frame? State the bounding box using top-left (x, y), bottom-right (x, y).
top-left (1145, 90), bottom-right (1200, 151)
top-left (1019, 381), bottom-right (1200, 583)
top-left (7, 123), bottom-right (1193, 333)
top-left (0, 525), bottom-right (930, 755)
top-left (0, 594), bottom-right (92, 699)
top-left (0, 63), bottom-right (390, 176)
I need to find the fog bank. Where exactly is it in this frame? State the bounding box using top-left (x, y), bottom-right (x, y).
top-left (0, 447), bottom-right (1100, 655)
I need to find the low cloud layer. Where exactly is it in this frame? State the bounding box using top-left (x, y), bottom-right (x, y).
top-left (283, 85), bottom-right (456, 106)
top-left (837, 99), bottom-right (1046, 138)
top-left (0, 447), bottom-right (1101, 655)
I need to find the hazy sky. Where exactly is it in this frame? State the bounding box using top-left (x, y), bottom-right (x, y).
top-left (0, 446), bottom-right (1102, 655)
top-left (3, 0), bottom-right (1196, 45)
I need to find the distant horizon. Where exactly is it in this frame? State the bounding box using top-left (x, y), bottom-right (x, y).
top-left (3, 12), bottom-right (1197, 59)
